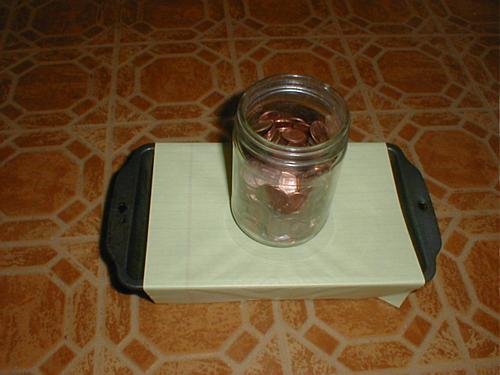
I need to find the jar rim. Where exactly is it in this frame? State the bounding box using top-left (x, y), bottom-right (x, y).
top-left (236, 74), bottom-right (350, 161)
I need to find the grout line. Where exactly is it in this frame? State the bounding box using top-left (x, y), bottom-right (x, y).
top-left (222, 0), bottom-right (243, 90)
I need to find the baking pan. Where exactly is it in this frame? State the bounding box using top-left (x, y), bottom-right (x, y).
top-left (104, 143), bottom-right (441, 296)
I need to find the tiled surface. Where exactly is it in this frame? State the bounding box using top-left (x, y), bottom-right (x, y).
top-left (0, 0), bottom-right (498, 374)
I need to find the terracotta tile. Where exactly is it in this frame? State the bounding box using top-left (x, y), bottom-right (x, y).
top-left (243, 336), bottom-right (284, 375)
top-left (139, 300), bottom-right (241, 355)
top-left (304, 325), bottom-right (339, 355)
top-left (62, 205), bottom-right (102, 237)
top-left (415, 131), bottom-right (497, 189)
top-left (448, 191), bottom-right (499, 211)
top-left (66, 140), bottom-right (91, 159)
top-left (413, 281), bottom-right (442, 318)
top-left (101, 347), bottom-right (133, 375)
top-left (0, 144), bottom-right (16, 161)
top-left (463, 121), bottom-right (488, 138)
top-left (438, 216), bottom-right (453, 236)
top-left (457, 319), bottom-right (498, 359)
top-left (473, 309), bottom-right (499, 337)
top-left (155, 358), bottom-right (231, 375)
top-left (444, 231), bottom-right (468, 256)
top-left (52, 258), bottom-right (81, 285)
top-left (120, 0), bottom-right (227, 42)
top-left (351, 113), bottom-right (379, 140)
top-left (67, 349), bottom-right (94, 375)
top-left (403, 315), bottom-right (432, 346)
top-left (426, 179), bottom-right (448, 200)
top-left (0, 274), bottom-right (65, 370)
top-left (280, 300), bottom-right (307, 330)
top-left (226, 331), bottom-right (259, 363)
top-left (332, 0), bottom-right (437, 35)
top-left (420, 321), bottom-right (461, 364)
top-left (450, 36), bottom-right (499, 107)
top-left (0, 219), bottom-right (60, 241)
top-left (112, 124), bottom-right (148, 151)
top-left (475, 366), bottom-right (500, 375)
top-left (247, 300), bottom-right (274, 334)
top-left (70, 280), bottom-right (97, 348)
top-left (315, 298), bottom-right (409, 338)
top-left (105, 286), bottom-right (131, 345)
top-left (286, 333), bottom-right (336, 374)
top-left (438, 254), bottom-right (471, 313)
top-left (73, 127), bottom-right (107, 154)
top-left (149, 122), bottom-right (209, 140)
top-left (115, 42), bottom-right (235, 123)
top-left (399, 124), bottom-right (418, 141)
top-left (14, 130), bottom-right (70, 147)
top-left (0, 246), bottom-right (57, 268)
top-left (83, 155), bottom-right (104, 203)
top-left (421, 371), bottom-right (467, 375)
top-left (411, 112), bottom-right (461, 128)
top-left (0, 49), bottom-right (111, 129)
top-left (123, 339), bottom-right (157, 371)
top-left (429, 1), bottom-right (499, 36)
top-left (64, 241), bottom-right (99, 277)
top-left (5, 0), bottom-right (114, 49)
top-left (465, 240), bottom-right (499, 313)
top-left (228, 0), bottom-right (333, 37)
top-left (39, 345), bottom-right (75, 375)
top-left (339, 341), bottom-right (413, 370)
top-left (58, 200), bottom-right (88, 224)
top-left (0, 151), bottom-right (78, 216)
top-left (459, 215), bottom-right (499, 235)
top-left (350, 37), bottom-right (481, 111)
top-left (234, 38), bottom-right (366, 111)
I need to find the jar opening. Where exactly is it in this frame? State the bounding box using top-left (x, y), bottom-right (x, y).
top-left (235, 74), bottom-right (350, 166)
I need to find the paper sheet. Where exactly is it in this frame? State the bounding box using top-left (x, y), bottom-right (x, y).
top-left (144, 143), bottom-right (425, 307)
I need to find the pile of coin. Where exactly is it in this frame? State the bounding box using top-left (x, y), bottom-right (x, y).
top-left (232, 109), bottom-right (341, 246)
top-left (252, 110), bottom-right (332, 147)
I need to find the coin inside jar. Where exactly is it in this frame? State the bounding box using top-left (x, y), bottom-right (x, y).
top-left (282, 128), bottom-right (307, 144)
top-left (310, 120), bottom-right (330, 144)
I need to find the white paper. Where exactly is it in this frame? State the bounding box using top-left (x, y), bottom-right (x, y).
top-left (144, 143), bottom-right (425, 307)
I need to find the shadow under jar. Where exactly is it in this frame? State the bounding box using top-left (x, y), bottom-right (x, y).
top-left (231, 74), bottom-right (350, 247)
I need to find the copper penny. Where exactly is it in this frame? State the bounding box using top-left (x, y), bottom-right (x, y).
top-left (253, 119), bottom-right (273, 133)
top-left (264, 185), bottom-right (288, 212)
top-left (310, 120), bottom-right (330, 144)
top-left (259, 110), bottom-right (281, 122)
top-left (284, 192), bottom-right (307, 214)
top-left (292, 122), bottom-right (309, 133)
top-left (281, 128), bottom-right (307, 144)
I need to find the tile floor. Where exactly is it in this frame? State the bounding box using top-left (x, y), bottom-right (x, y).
top-left (0, 0), bottom-right (498, 374)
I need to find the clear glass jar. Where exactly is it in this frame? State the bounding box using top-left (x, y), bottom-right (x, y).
top-left (231, 74), bottom-right (350, 247)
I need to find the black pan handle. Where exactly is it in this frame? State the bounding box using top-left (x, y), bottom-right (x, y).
top-left (104, 143), bottom-right (154, 292)
top-left (387, 143), bottom-right (442, 282)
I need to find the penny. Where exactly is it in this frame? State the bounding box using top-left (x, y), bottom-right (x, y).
top-left (263, 185), bottom-right (288, 212)
top-left (259, 110), bottom-right (281, 122)
top-left (284, 192), bottom-right (307, 214)
top-left (265, 125), bottom-right (277, 141)
top-left (292, 122), bottom-right (310, 133)
top-left (310, 120), bottom-right (330, 144)
top-left (278, 171), bottom-right (299, 194)
top-left (281, 128), bottom-right (307, 144)
top-left (253, 119), bottom-right (273, 134)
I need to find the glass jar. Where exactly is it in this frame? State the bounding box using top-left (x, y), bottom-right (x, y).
top-left (231, 74), bottom-right (350, 247)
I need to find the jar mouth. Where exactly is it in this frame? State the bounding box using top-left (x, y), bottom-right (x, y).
top-left (236, 74), bottom-right (351, 163)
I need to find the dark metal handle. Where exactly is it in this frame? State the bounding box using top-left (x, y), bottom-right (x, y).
top-left (387, 143), bottom-right (442, 282)
top-left (104, 143), bottom-right (154, 292)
